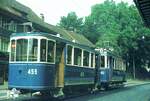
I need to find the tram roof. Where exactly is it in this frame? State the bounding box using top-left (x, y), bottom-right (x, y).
top-left (134, 0), bottom-right (150, 27)
top-left (11, 32), bottom-right (95, 51)
top-left (0, 0), bottom-right (95, 48)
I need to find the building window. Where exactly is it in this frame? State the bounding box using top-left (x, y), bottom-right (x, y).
top-left (9, 21), bottom-right (17, 32)
top-left (67, 45), bottom-right (72, 64)
top-left (74, 48), bottom-right (82, 66)
top-left (16, 39), bottom-right (28, 61)
top-left (28, 39), bottom-right (38, 61)
top-left (47, 40), bottom-right (55, 63)
top-left (0, 36), bottom-right (9, 52)
top-left (83, 51), bottom-right (89, 67)
top-left (40, 39), bottom-right (46, 62)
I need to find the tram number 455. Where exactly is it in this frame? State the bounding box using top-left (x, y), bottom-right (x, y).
top-left (28, 69), bottom-right (37, 75)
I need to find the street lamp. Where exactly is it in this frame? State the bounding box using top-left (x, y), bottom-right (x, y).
top-left (133, 35), bottom-right (145, 79)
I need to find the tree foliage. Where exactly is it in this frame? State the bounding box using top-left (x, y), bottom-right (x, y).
top-left (58, 0), bottom-right (150, 78)
top-left (58, 12), bottom-right (83, 33)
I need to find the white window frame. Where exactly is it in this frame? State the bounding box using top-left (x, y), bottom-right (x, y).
top-left (66, 44), bottom-right (94, 69)
top-left (10, 36), bottom-right (56, 64)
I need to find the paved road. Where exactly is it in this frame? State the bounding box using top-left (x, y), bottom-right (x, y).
top-left (67, 84), bottom-right (150, 101)
top-left (2, 83), bottom-right (150, 101)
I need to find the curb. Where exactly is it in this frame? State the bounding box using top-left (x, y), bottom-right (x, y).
top-left (125, 82), bottom-right (150, 87)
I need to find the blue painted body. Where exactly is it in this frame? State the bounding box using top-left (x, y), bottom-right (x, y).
top-left (65, 65), bottom-right (95, 85)
top-left (112, 70), bottom-right (126, 82)
top-left (100, 68), bottom-right (126, 85)
top-left (100, 68), bottom-right (111, 83)
top-left (8, 63), bottom-right (55, 90)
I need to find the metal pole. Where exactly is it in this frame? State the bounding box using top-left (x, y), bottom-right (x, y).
top-left (133, 56), bottom-right (135, 79)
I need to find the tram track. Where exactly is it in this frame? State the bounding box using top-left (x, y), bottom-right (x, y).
top-left (4, 83), bottom-right (150, 101)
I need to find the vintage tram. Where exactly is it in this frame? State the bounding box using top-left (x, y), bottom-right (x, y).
top-left (96, 48), bottom-right (126, 89)
top-left (8, 32), bottom-right (100, 97)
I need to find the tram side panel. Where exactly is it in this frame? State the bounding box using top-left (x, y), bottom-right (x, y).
top-left (111, 58), bottom-right (126, 83)
top-left (65, 66), bottom-right (95, 86)
top-left (64, 45), bottom-right (96, 86)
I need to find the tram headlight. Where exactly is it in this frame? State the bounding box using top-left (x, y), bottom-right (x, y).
top-left (101, 71), bottom-right (105, 75)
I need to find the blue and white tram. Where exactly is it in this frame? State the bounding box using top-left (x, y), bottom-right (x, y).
top-left (96, 48), bottom-right (126, 89)
top-left (8, 32), bottom-right (100, 97)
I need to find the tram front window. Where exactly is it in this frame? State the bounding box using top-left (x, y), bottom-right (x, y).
top-left (67, 45), bottom-right (72, 64)
top-left (91, 53), bottom-right (94, 67)
top-left (11, 40), bottom-right (16, 61)
top-left (16, 39), bottom-right (28, 61)
top-left (101, 56), bottom-right (105, 68)
top-left (74, 48), bottom-right (82, 66)
top-left (47, 40), bottom-right (55, 63)
top-left (40, 39), bottom-right (46, 62)
top-left (83, 51), bottom-right (89, 66)
top-left (28, 39), bottom-right (38, 61)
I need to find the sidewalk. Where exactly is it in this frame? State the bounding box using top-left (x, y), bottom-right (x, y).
top-left (125, 79), bottom-right (150, 87)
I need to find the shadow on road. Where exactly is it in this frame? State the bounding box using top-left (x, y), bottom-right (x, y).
top-left (66, 83), bottom-right (150, 101)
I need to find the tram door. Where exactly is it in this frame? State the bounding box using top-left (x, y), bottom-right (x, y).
top-left (55, 42), bottom-right (65, 88)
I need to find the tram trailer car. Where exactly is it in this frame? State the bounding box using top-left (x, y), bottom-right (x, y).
top-left (8, 32), bottom-right (101, 97)
top-left (96, 48), bottom-right (126, 89)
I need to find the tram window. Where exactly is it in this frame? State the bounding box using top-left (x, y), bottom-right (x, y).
top-left (11, 40), bottom-right (16, 61)
top-left (28, 39), bottom-right (38, 61)
top-left (100, 56), bottom-right (105, 68)
top-left (91, 53), bottom-right (94, 67)
top-left (47, 40), bottom-right (55, 63)
top-left (74, 48), bottom-right (82, 66)
top-left (110, 56), bottom-right (112, 68)
top-left (107, 56), bottom-right (109, 67)
top-left (40, 39), bottom-right (46, 62)
top-left (67, 45), bottom-right (72, 64)
top-left (16, 39), bottom-right (28, 61)
top-left (112, 58), bottom-right (115, 69)
top-left (83, 51), bottom-right (89, 67)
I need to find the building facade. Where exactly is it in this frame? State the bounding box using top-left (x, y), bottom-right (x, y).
top-left (0, 0), bottom-right (43, 83)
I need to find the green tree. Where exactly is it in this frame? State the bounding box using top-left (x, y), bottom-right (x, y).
top-left (82, 0), bottom-right (150, 77)
top-left (58, 12), bottom-right (83, 33)
top-left (58, 0), bottom-right (150, 78)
